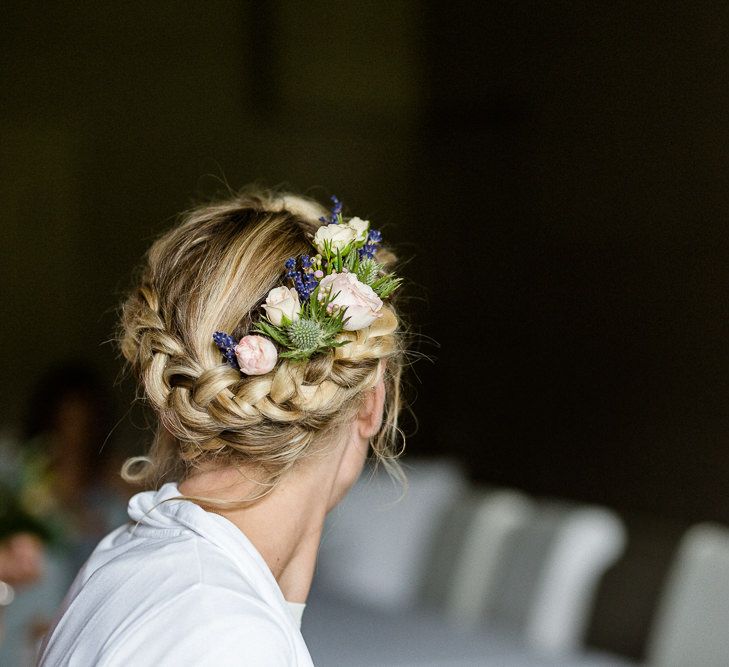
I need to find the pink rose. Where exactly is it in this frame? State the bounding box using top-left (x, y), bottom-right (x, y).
top-left (318, 271), bottom-right (383, 331)
top-left (234, 335), bottom-right (278, 375)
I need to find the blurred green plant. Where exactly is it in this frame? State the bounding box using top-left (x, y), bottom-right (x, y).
top-left (0, 447), bottom-right (63, 546)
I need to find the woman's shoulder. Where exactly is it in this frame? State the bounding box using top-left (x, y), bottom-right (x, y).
top-left (40, 583), bottom-right (297, 666)
top-left (79, 521), bottom-right (287, 621)
top-left (38, 497), bottom-right (315, 665)
top-left (78, 521), bottom-right (258, 600)
top-left (40, 545), bottom-right (298, 666)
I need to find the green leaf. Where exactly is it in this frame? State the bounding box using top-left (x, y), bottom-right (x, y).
top-left (253, 320), bottom-right (292, 348)
top-left (279, 349), bottom-right (311, 361)
top-left (357, 258), bottom-right (381, 286)
top-left (322, 239), bottom-right (333, 264)
top-left (345, 249), bottom-right (358, 271)
top-left (371, 273), bottom-right (402, 299)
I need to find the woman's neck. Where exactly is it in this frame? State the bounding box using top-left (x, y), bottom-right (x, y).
top-left (178, 460), bottom-right (338, 603)
top-left (176, 406), bottom-right (372, 602)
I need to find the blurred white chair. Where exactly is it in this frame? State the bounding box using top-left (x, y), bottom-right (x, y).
top-left (315, 457), bottom-right (468, 611)
top-left (456, 499), bottom-right (627, 655)
top-left (439, 488), bottom-right (535, 625)
top-left (646, 523), bottom-right (729, 667)
top-left (523, 505), bottom-right (627, 654)
top-left (309, 468), bottom-right (633, 666)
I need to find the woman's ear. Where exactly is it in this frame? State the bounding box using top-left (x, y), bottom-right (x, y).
top-left (357, 376), bottom-right (386, 439)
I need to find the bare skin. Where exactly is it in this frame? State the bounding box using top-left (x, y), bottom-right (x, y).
top-left (179, 378), bottom-right (385, 603)
top-left (0, 533), bottom-right (44, 587)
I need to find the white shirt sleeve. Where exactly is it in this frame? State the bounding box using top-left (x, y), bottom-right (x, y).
top-left (120, 586), bottom-right (295, 667)
top-left (286, 601), bottom-right (306, 629)
top-left (40, 585), bottom-right (297, 667)
top-left (134, 611), bottom-right (294, 667)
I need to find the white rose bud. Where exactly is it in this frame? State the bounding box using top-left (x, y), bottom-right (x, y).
top-left (313, 223), bottom-right (358, 254)
top-left (347, 217), bottom-right (370, 243)
top-left (318, 271), bottom-right (383, 331)
top-left (263, 286), bottom-right (300, 326)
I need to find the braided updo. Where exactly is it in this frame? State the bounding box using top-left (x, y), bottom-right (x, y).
top-left (118, 188), bottom-right (404, 495)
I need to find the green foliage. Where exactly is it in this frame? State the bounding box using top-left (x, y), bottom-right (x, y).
top-left (254, 286), bottom-right (351, 361)
top-left (371, 273), bottom-right (402, 299)
top-left (0, 481), bottom-right (57, 544)
top-left (356, 258), bottom-right (380, 285)
top-left (288, 319), bottom-right (323, 351)
top-left (253, 320), bottom-right (290, 347)
top-left (253, 212), bottom-right (402, 361)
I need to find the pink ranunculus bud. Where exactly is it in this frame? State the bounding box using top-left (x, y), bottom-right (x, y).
top-left (318, 271), bottom-right (383, 331)
top-left (234, 335), bottom-right (278, 375)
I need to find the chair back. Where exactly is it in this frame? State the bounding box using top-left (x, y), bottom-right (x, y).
top-left (477, 500), bottom-right (627, 654)
top-left (315, 458), bottom-right (468, 611)
top-left (647, 522), bottom-right (729, 667)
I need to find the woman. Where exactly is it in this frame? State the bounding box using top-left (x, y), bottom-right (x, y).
top-left (37, 189), bottom-right (404, 666)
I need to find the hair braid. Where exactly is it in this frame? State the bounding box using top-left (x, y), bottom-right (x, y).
top-left (118, 188), bottom-right (405, 492)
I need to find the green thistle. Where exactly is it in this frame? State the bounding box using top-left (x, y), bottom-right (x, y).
top-left (250, 200), bottom-right (402, 362)
top-left (287, 318), bottom-right (323, 352)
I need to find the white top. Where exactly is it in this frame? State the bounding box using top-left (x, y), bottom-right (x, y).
top-left (287, 601), bottom-right (307, 628)
top-left (37, 483), bottom-right (314, 666)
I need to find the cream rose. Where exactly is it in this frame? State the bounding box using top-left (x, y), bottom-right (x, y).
top-left (262, 286), bottom-right (300, 326)
top-left (318, 271), bottom-right (383, 331)
top-left (347, 217), bottom-right (370, 243)
top-left (313, 223), bottom-right (357, 254)
top-left (234, 335), bottom-right (278, 375)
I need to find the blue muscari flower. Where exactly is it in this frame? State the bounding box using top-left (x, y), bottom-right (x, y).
top-left (293, 274), bottom-right (308, 301)
top-left (285, 255), bottom-right (321, 301)
top-left (318, 195), bottom-right (344, 224)
top-left (304, 271), bottom-right (318, 290)
top-left (358, 244), bottom-right (377, 260)
top-left (285, 257), bottom-right (300, 281)
top-left (368, 229), bottom-right (382, 243)
top-left (318, 195), bottom-right (342, 224)
top-left (213, 331), bottom-right (239, 369)
top-left (298, 271), bottom-right (318, 300)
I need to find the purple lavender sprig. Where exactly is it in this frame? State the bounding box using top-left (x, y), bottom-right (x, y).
top-left (358, 228), bottom-right (383, 260)
top-left (368, 229), bottom-right (382, 243)
top-left (213, 331), bottom-right (239, 369)
top-left (318, 195), bottom-right (343, 225)
top-left (285, 255), bottom-right (319, 301)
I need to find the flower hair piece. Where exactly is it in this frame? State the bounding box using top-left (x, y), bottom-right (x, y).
top-left (213, 196), bottom-right (401, 371)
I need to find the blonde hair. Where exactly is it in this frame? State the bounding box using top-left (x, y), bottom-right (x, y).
top-left (118, 188), bottom-right (405, 502)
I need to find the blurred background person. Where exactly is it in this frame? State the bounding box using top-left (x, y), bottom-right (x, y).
top-left (0, 362), bottom-right (130, 665)
top-left (0, 533), bottom-right (44, 652)
top-left (0, 534), bottom-right (44, 588)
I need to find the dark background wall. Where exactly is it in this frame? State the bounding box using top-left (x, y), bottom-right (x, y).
top-left (416, 2), bottom-right (729, 522)
top-left (3, 2), bottom-right (729, 658)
